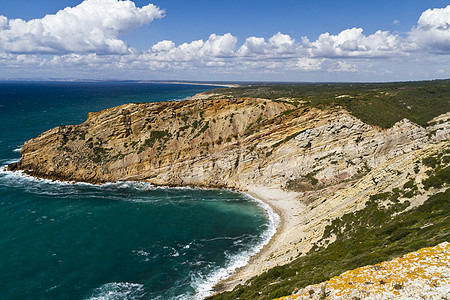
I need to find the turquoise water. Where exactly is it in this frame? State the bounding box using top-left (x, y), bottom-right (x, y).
top-left (0, 82), bottom-right (276, 299)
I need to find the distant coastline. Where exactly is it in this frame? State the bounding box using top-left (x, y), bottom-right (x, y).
top-left (138, 80), bottom-right (240, 88)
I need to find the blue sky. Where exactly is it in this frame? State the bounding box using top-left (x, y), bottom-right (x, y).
top-left (0, 0), bottom-right (450, 81)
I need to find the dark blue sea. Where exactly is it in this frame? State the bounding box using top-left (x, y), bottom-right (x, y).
top-left (0, 82), bottom-right (277, 299)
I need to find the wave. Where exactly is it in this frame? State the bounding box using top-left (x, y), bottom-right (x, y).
top-left (190, 194), bottom-right (280, 300)
top-left (87, 282), bottom-right (146, 300)
top-left (1, 159), bottom-right (20, 165)
top-left (13, 146), bottom-right (22, 152)
top-left (0, 164), bottom-right (89, 186)
top-left (0, 165), bottom-right (211, 193)
top-left (1, 164), bottom-right (280, 299)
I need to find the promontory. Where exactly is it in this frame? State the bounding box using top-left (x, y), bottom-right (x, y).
top-left (9, 80), bottom-right (450, 299)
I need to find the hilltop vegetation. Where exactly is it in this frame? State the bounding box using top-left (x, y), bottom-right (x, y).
top-left (203, 79), bottom-right (449, 299)
top-left (207, 79), bottom-right (450, 128)
top-left (9, 79), bottom-right (449, 299)
top-left (208, 148), bottom-right (450, 300)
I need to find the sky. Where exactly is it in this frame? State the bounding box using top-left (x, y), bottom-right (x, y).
top-left (0, 0), bottom-right (450, 82)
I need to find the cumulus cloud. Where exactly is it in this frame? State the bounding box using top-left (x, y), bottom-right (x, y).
top-left (328, 61), bottom-right (358, 73)
top-left (238, 32), bottom-right (297, 57)
top-left (1, 3), bottom-right (450, 79)
top-left (148, 33), bottom-right (237, 62)
top-left (0, 0), bottom-right (164, 54)
top-left (151, 40), bottom-right (175, 52)
top-left (302, 28), bottom-right (402, 58)
top-left (296, 57), bottom-right (322, 71)
top-left (409, 5), bottom-right (450, 53)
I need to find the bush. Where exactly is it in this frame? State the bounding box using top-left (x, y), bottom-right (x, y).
top-left (208, 188), bottom-right (450, 300)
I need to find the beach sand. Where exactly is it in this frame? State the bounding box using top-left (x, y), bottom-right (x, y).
top-left (213, 185), bottom-right (307, 293)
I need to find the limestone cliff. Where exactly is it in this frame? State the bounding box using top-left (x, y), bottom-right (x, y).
top-left (8, 92), bottom-right (450, 297)
top-left (9, 96), bottom-right (449, 193)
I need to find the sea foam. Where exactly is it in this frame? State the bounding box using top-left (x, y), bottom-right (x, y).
top-left (191, 193), bottom-right (279, 299)
top-left (88, 282), bottom-right (146, 300)
top-left (1, 164), bottom-right (280, 300)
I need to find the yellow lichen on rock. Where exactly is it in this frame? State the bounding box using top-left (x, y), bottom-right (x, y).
top-left (275, 242), bottom-right (450, 299)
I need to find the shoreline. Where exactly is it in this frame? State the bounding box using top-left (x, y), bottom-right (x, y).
top-left (212, 185), bottom-right (305, 294)
top-left (3, 164), bottom-right (306, 297)
top-left (138, 80), bottom-right (240, 88)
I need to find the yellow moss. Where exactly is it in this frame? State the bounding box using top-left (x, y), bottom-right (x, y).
top-left (274, 242), bottom-right (449, 300)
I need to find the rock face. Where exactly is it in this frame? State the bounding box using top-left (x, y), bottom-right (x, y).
top-left (8, 94), bottom-right (450, 294)
top-left (276, 242), bottom-right (450, 300)
top-left (9, 96), bottom-right (449, 192)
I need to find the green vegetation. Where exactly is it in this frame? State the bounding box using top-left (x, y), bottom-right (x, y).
top-left (138, 130), bottom-right (170, 153)
top-left (209, 150), bottom-right (449, 300)
top-left (286, 171), bottom-right (319, 192)
top-left (208, 79), bottom-right (450, 128)
top-left (93, 146), bottom-right (108, 155)
top-left (179, 124), bottom-right (190, 131)
top-left (421, 150), bottom-right (450, 191)
top-left (272, 131), bottom-right (305, 150)
top-left (193, 121), bottom-right (210, 139)
top-left (209, 187), bottom-right (449, 300)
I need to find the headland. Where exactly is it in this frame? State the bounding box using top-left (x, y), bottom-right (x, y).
top-left (9, 80), bottom-right (450, 298)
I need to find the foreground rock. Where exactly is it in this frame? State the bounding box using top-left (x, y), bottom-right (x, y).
top-left (275, 242), bottom-right (450, 300)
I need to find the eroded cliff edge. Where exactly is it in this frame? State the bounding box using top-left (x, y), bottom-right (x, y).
top-left (9, 95), bottom-right (449, 190)
top-left (8, 91), bottom-right (450, 297)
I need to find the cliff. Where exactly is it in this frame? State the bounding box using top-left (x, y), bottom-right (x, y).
top-left (9, 95), bottom-right (449, 191)
top-left (8, 89), bottom-right (450, 299)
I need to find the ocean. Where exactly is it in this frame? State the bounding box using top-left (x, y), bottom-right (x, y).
top-left (0, 82), bottom-right (277, 299)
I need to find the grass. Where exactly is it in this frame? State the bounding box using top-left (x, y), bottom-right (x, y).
top-left (208, 149), bottom-right (449, 300)
top-left (207, 79), bottom-right (450, 129)
top-left (138, 130), bottom-right (170, 153)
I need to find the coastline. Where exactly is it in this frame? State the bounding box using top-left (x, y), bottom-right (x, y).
top-left (1, 164), bottom-right (301, 298)
top-left (3, 161), bottom-right (305, 298)
top-left (212, 185), bottom-right (305, 294)
top-left (138, 80), bottom-right (240, 88)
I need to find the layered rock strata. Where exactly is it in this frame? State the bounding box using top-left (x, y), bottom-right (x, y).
top-left (9, 97), bottom-right (449, 191)
top-left (8, 96), bottom-right (450, 292)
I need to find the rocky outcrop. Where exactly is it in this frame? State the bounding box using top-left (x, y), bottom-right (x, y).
top-left (8, 94), bottom-right (450, 295)
top-left (9, 96), bottom-right (449, 192)
top-left (276, 242), bottom-right (450, 300)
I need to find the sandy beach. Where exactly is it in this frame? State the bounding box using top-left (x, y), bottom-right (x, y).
top-left (213, 185), bottom-right (307, 292)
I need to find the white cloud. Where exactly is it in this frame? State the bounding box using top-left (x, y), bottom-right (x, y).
top-left (148, 33), bottom-right (237, 62)
top-left (238, 32), bottom-right (298, 57)
top-left (303, 28), bottom-right (402, 58)
top-left (393, 20), bottom-right (400, 25)
top-left (409, 5), bottom-right (450, 53)
top-left (0, 0), bottom-right (164, 54)
top-left (328, 61), bottom-right (358, 72)
top-left (152, 40), bottom-right (175, 52)
top-left (0, 52), bottom-right (44, 69)
top-left (296, 57), bottom-right (322, 71)
top-left (1, 3), bottom-right (450, 80)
